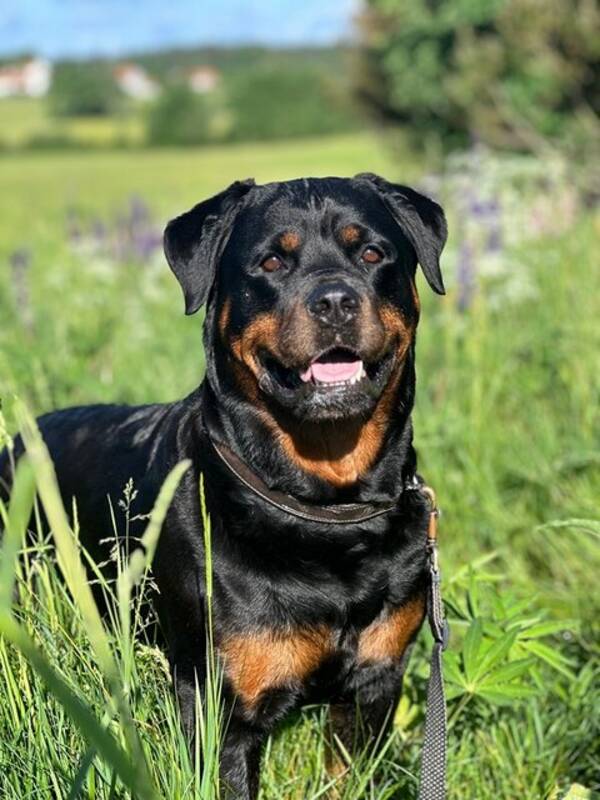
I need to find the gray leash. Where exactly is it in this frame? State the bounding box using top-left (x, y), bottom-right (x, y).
top-left (418, 489), bottom-right (449, 800)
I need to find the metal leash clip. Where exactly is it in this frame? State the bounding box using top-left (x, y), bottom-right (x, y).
top-left (422, 485), bottom-right (449, 650)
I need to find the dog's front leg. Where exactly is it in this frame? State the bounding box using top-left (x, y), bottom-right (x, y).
top-left (327, 659), bottom-right (407, 772)
top-left (219, 718), bottom-right (264, 800)
top-left (171, 650), bottom-right (264, 799)
top-left (171, 646), bottom-right (206, 743)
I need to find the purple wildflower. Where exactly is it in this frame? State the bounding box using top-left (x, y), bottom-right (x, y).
top-left (65, 196), bottom-right (173, 267)
top-left (129, 195), bottom-right (151, 226)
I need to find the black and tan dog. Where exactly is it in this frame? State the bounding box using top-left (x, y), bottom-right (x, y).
top-left (0, 174), bottom-right (447, 798)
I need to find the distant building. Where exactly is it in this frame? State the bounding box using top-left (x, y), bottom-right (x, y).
top-left (187, 66), bottom-right (221, 94)
top-left (113, 63), bottom-right (160, 100)
top-left (0, 58), bottom-right (53, 98)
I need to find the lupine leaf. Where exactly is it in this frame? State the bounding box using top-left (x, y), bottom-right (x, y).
top-left (518, 620), bottom-right (577, 639)
top-left (471, 630), bottom-right (517, 682)
top-left (521, 640), bottom-right (576, 679)
top-left (462, 617), bottom-right (483, 683)
top-left (478, 658), bottom-right (535, 687)
top-left (477, 683), bottom-right (537, 702)
top-left (443, 651), bottom-right (466, 687)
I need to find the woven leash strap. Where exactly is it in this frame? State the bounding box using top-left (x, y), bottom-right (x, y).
top-left (418, 488), bottom-right (449, 800)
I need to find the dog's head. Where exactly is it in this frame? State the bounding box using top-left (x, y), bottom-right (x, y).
top-left (164, 175), bottom-right (446, 423)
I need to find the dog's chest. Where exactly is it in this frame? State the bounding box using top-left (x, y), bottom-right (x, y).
top-left (216, 595), bottom-right (425, 714)
top-left (210, 494), bottom-right (429, 717)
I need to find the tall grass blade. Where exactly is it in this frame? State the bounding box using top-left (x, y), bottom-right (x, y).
top-left (0, 456), bottom-right (35, 610)
top-left (13, 399), bottom-right (158, 798)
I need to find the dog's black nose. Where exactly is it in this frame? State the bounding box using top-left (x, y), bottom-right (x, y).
top-left (307, 282), bottom-right (360, 327)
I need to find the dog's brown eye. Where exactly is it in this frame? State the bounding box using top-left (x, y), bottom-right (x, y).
top-left (361, 246), bottom-right (384, 264)
top-left (261, 255), bottom-right (283, 272)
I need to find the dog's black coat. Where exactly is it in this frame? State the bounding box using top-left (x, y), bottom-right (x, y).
top-left (0, 174), bottom-right (447, 799)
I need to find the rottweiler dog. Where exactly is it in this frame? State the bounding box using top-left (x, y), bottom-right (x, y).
top-left (0, 174), bottom-right (447, 799)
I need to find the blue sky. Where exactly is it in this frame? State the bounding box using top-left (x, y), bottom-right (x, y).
top-left (0, 1), bottom-right (358, 58)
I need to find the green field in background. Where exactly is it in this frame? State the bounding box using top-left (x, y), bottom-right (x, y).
top-left (0, 97), bottom-right (145, 148)
top-left (1, 133), bottom-right (398, 235)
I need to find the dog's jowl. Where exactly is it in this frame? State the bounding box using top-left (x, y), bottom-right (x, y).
top-left (0, 174), bottom-right (447, 799)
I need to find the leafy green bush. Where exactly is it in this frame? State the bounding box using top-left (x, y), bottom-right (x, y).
top-left (227, 66), bottom-right (360, 142)
top-left (147, 67), bottom-right (360, 146)
top-left (357, 0), bottom-right (600, 152)
top-left (49, 62), bottom-right (121, 117)
top-left (146, 84), bottom-right (212, 146)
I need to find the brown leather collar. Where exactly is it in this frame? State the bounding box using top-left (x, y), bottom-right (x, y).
top-left (206, 434), bottom-right (403, 525)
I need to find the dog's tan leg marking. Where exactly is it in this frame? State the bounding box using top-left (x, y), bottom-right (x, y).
top-left (219, 626), bottom-right (333, 708)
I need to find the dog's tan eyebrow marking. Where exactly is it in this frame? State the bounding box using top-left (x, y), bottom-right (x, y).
top-left (340, 224), bottom-right (361, 244)
top-left (279, 231), bottom-right (301, 252)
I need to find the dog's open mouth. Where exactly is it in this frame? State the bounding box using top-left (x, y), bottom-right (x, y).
top-left (259, 346), bottom-right (394, 399)
top-left (300, 348), bottom-right (365, 387)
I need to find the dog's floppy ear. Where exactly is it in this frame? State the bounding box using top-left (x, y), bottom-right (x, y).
top-left (164, 179), bottom-right (255, 314)
top-left (356, 173), bottom-right (447, 295)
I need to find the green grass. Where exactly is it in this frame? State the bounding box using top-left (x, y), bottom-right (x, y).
top-left (0, 132), bottom-right (397, 229)
top-left (0, 136), bottom-right (599, 799)
top-left (0, 97), bottom-right (144, 149)
top-left (0, 98), bottom-right (49, 146)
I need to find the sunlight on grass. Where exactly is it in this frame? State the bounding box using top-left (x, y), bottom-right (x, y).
top-left (0, 138), bottom-right (598, 798)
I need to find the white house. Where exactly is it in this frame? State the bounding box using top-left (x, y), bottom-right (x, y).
top-left (0, 58), bottom-right (53, 98)
top-left (187, 66), bottom-right (221, 94)
top-left (113, 63), bottom-right (160, 100)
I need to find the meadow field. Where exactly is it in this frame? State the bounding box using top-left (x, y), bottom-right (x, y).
top-left (0, 134), bottom-right (599, 799)
top-left (0, 97), bottom-right (145, 149)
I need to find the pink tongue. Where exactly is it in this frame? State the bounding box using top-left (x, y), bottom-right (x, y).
top-left (301, 360), bottom-right (362, 383)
